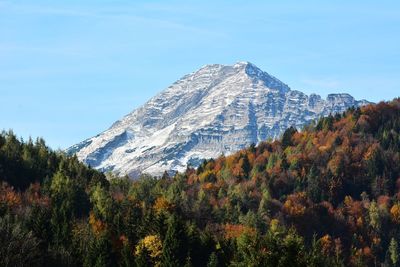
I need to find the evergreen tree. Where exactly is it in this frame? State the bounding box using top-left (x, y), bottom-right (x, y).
top-left (161, 215), bottom-right (186, 267)
top-left (368, 200), bottom-right (381, 231)
top-left (281, 153), bottom-right (289, 171)
top-left (0, 215), bottom-right (42, 267)
top-left (389, 238), bottom-right (399, 267)
top-left (120, 243), bottom-right (135, 267)
top-left (50, 171), bottom-right (75, 246)
top-left (241, 154), bottom-right (251, 178)
top-left (84, 233), bottom-right (114, 267)
top-left (282, 127), bottom-right (297, 149)
top-left (135, 249), bottom-right (151, 267)
top-left (207, 252), bottom-right (219, 267)
top-left (307, 165), bottom-right (321, 202)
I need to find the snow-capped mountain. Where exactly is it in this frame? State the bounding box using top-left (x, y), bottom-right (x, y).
top-left (67, 62), bottom-right (369, 177)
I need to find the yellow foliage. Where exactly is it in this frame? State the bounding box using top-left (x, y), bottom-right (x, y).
top-left (270, 219), bottom-right (280, 233)
top-left (283, 192), bottom-right (307, 217)
top-left (356, 217), bottom-right (364, 228)
top-left (135, 235), bottom-right (163, 265)
top-left (153, 196), bottom-right (173, 214)
top-left (283, 199), bottom-right (305, 216)
top-left (318, 145), bottom-right (329, 152)
top-left (320, 234), bottom-right (333, 255)
top-left (199, 170), bottom-right (215, 183)
top-left (344, 196), bottom-right (353, 208)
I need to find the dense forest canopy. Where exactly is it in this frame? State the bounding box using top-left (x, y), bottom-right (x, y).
top-left (1, 98), bottom-right (400, 267)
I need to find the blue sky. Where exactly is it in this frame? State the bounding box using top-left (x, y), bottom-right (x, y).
top-left (0, 0), bottom-right (399, 149)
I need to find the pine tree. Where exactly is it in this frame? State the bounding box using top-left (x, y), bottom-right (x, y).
top-left (161, 215), bottom-right (186, 267)
top-left (134, 248), bottom-right (151, 267)
top-left (282, 127), bottom-right (297, 149)
top-left (50, 171), bottom-right (74, 246)
top-left (84, 233), bottom-right (114, 267)
top-left (368, 200), bottom-right (381, 231)
top-left (120, 243), bottom-right (135, 267)
top-left (207, 252), bottom-right (219, 267)
top-left (307, 165), bottom-right (321, 203)
top-left (281, 153), bottom-right (289, 171)
top-left (389, 238), bottom-right (399, 267)
top-left (241, 154), bottom-right (251, 178)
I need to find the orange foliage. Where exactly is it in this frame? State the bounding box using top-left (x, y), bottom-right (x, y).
top-left (320, 234), bottom-right (333, 255)
top-left (318, 145), bottom-right (329, 152)
top-left (390, 203), bottom-right (400, 224)
top-left (24, 183), bottom-right (50, 207)
top-left (153, 196), bottom-right (174, 214)
top-left (247, 153), bottom-right (255, 166)
top-left (372, 236), bottom-right (381, 246)
top-left (202, 182), bottom-right (214, 191)
top-left (112, 191), bottom-right (125, 202)
top-left (89, 212), bottom-right (107, 236)
top-left (356, 217), bottom-right (364, 228)
top-left (327, 153), bottom-right (345, 176)
top-left (363, 246), bottom-right (372, 258)
top-left (214, 158), bottom-right (224, 173)
top-left (283, 192), bottom-right (308, 217)
top-left (0, 182), bottom-right (21, 208)
top-left (186, 173), bottom-right (198, 185)
top-left (344, 196), bottom-right (363, 217)
top-left (363, 143), bottom-right (380, 161)
top-left (254, 153), bottom-right (268, 167)
top-left (223, 224), bottom-right (256, 239)
top-left (232, 161), bottom-right (245, 178)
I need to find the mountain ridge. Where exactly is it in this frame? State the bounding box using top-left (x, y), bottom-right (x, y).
top-left (67, 62), bottom-right (370, 177)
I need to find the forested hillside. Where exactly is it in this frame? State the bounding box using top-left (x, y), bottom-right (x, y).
top-left (1, 99), bottom-right (400, 267)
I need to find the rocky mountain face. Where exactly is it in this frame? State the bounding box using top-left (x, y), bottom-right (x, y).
top-left (67, 62), bottom-right (369, 177)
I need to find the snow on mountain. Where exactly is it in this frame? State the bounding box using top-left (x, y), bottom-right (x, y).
top-left (67, 62), bottom-right (370, 177)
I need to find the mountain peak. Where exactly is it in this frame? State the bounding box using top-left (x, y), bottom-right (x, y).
top-left (199, 61), bottom-right (259, 73)
top-left (235, 61), bottom-right (262, 75)
top-left (233, 61), bottom-right (252, 67)
top-left (68, 63), bottom-right (369, 178)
